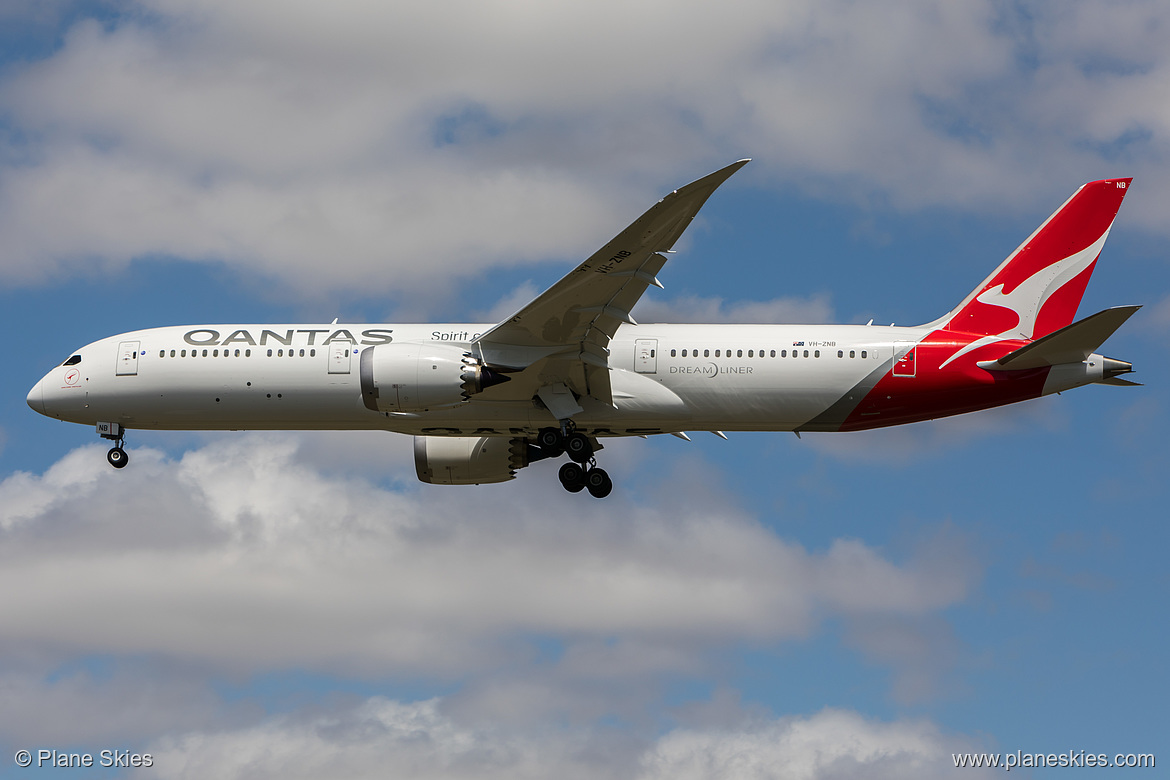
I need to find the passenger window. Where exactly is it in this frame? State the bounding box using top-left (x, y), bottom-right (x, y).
top-left (246, 349), bottom-right (252, 357)
top-left (682, 349), bottom-right (688, 357)
top-left (737, 349), bottom-right (743, 357)
top-left (861, 350), bottom-right (868, 358)
top-left (202, 349), bottom-right (208, 357)
top-left (803, 350), bottom-right (809, 357)
top-left (715, 350), bottom-right (721, 357)
top-left (309, 349), bottom-right (314, 357)
top-left (850, 350), bottom-right (855, 358)
top-left (781, 350), bottom-right (787, 357)
top-left (748, 350), bottom-right (754, 357)
top-left (703, 349), bottom-right (710, 357)
top-left (837, 350), bottom-right (843, 358)
top-left (235, 349), bottom-right (240, 357)
top-left (159, 350), bottom-right (164, 358)
top-left (213, 349), bottom-right (219, 357)
top-left (267, 349), bottom-right (273, 357)
top-left (670, 349), bottom-right (676, 357)
top-left (815, 350), bottom-right (820, 357)
top-left (170, 350), bottom-right (176, 357)
top-left (770, 350), bottom-right (776, 357)
top-left (299, 349), bottom-right (305, 357)
top-left (278, 349), bottom-right (283, 357)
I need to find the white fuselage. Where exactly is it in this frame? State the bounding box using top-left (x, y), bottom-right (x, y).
top-left (28, 322), bottom-right (929, 436)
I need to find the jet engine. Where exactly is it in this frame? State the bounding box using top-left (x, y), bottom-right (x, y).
top-left (360, 344), bottom-right (510, 413)
top-left (414, 435), bottom-right (530, 484)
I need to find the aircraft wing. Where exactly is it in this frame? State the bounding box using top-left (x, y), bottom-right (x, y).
top-left (474, 159), bottom-right (749, 408)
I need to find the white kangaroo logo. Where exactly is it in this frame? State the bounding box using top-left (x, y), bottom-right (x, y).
top-left (974, 230), bottom-right (1110, 340)
top-left (940, 230), bottom-right (1110, 368)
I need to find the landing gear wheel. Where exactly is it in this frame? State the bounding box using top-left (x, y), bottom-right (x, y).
top-left (585, 467), bottom-right (612, 498)
top-left (107, 446), bottom-right (129, 469)
top-left (538, 427), bottom-right (565, 457)
top-left (558, 462), bottom-right (586, 492)
top-left (565, 432), bottom-right (593, 463)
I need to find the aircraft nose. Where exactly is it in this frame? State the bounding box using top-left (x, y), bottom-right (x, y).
top-left (27, 377), bottom-right (45, 415)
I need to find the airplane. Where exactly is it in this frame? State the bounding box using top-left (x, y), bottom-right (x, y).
top-left (27, 161), bottom-right (1140, 498)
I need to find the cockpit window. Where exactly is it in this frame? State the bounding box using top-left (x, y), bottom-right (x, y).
top-left (62, 355), bottom-right (82, 366)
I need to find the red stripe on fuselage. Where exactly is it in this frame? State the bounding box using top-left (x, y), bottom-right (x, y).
top-left (839, 330), bottom-right (1049, 431)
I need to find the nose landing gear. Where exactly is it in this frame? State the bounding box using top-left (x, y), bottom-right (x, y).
top-left (541, 425), bottom-right (612, 498)
top-left (97, 422), bottom-right (129, 469)
top-left (106, 446), bottom-right (128, 469)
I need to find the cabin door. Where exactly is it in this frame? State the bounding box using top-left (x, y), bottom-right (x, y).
top-left (116, 341), bottom-right (140, 376)
top-left (893, 342), bottom-right (917, 377)
top-left (328, 343), bottom-right (352, 374)
top-left (635, 339), bottom-right (657, 374)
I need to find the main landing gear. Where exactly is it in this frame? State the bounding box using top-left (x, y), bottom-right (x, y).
top-left (540, 426), bottom-right (612, 498)
top-left (98, 421), bottom-right (129, 469)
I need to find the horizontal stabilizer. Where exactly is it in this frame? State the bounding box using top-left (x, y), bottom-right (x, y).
top-left (979, 305), bottom-right (1140, 370)
top-left (1099, 376), bottom-right (1142, 386)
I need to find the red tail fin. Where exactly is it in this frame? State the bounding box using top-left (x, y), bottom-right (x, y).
top-left (939, 178), bottom-right (1132, 339)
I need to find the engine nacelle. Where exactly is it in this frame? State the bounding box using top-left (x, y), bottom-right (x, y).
top-left (414, 436), bottom-right (529, 485)
top-left (360, 344), bottom-right (508, 413)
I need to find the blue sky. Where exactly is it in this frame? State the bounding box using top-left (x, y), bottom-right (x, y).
top-left (1, 1), bottom-right (1167, 777)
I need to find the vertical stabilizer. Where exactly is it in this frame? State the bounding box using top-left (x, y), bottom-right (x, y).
top-left (937, 178), bottom-right (1132, 339)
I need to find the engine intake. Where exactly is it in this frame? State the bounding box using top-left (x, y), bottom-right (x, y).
top-left (360, 344), bottom-right (509, 413)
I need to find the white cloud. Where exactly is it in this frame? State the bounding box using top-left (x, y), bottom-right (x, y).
top-left (471, 281), bottom-right (541, 324)
top-left (0, 434), bottom-right (978, 682)
top-left (634, 293), bottom-right (834, 324)
top-left (640, 707), bottom-right (996, 780)
top-left (143, 698), bottom-right (995, 780)
top-left (2, 0), bottom-right (1169, 299)
top-left (0, 667), bottom-right (236, 747)
top-left (150, 697), bottom-right (598, 780)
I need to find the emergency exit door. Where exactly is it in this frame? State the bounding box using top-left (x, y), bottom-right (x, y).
top-left (116, 341), bottom-right (140, 376)
top-left (635, 339), bottom-right (657, 374)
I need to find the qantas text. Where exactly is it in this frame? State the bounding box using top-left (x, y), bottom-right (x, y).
top-left (182, 328), bottom-right (394, 347)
